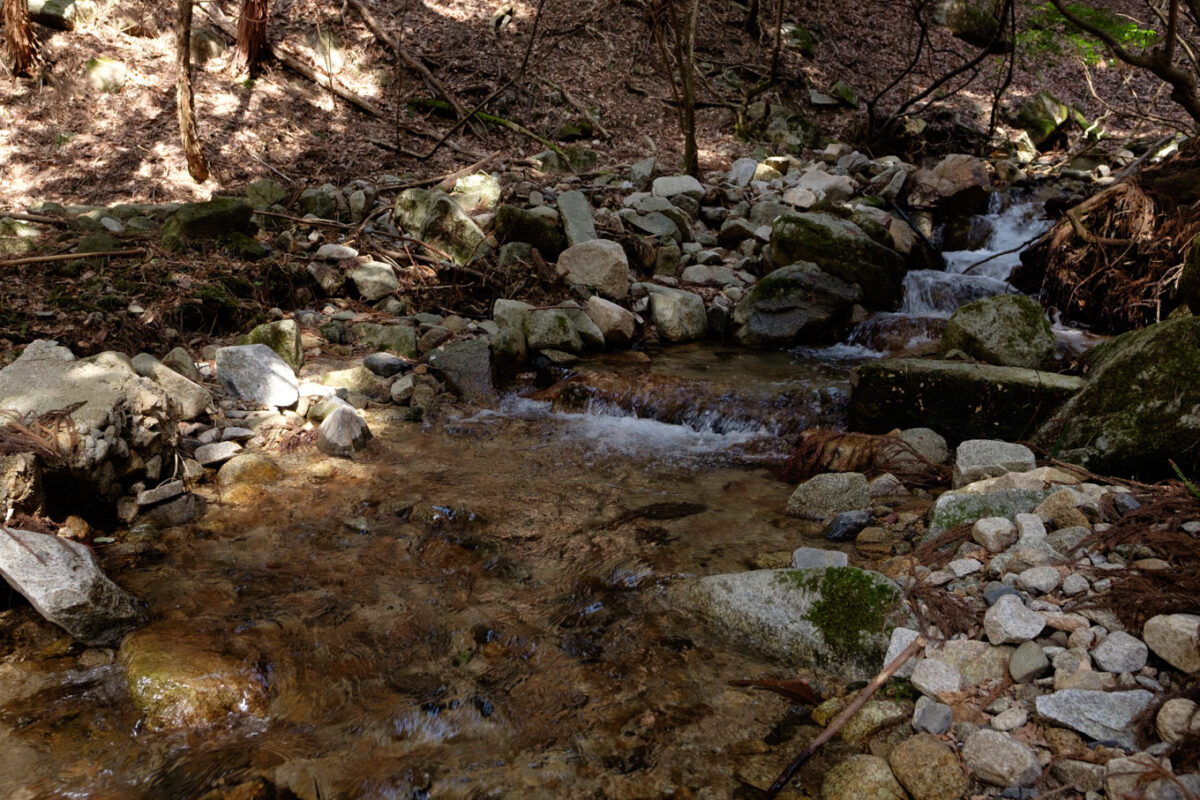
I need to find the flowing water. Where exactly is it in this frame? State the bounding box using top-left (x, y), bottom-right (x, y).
top-left (0, 198), bottom-right (1069, 799)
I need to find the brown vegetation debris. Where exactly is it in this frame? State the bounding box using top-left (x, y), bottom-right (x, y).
top-left (907, 577), bottom-right (984, 638)
top-left (910, 522), bottom-right (974, 571)
top-left (779, 429), bottom-right (949, 487)
top-left (0, 403), bottom-right (84, 463)
top-left (1014, 141), bottom-right (1200, 333)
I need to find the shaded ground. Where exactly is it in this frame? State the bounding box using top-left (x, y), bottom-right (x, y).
top-left (0, 0), bottom-right (1186, 208)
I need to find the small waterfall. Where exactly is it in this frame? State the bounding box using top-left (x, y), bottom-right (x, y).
top-left (899, 197), bottom-right (1053, 318)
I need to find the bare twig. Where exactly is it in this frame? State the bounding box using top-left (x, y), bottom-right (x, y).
top-left (0, 249), bottom-right (145, 267)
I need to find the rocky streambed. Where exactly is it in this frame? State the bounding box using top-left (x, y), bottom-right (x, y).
top-left (3, 144), bottom-right (1200, 798)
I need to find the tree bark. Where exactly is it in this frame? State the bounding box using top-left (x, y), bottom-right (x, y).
top-left (3, 0), bottom-right (37, 76)
top-left (235, 0), bottom-right (269, 72)
top-left (175, 0), bottom-right (210, 182)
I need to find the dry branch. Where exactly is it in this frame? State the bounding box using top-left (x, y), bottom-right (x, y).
top-left (0, 249), bottom-right (145, 267)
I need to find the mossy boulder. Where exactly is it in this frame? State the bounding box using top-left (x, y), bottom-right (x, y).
top-left (351, 322), bottom-right (419, 358)
top-left (671, 566), bottom-right (914, 681)
top-left (493, 205), bottom-right (566, 259)
top-left (938, 293), bottom-right (1054, 368)
top-left (419, 192), bottom-right (489, 265)
top-left (161, 198), bottom-right (254, 251)
top-left (850, 358), bottom-right (1083, 444)
top-left (770, 213), bottom-right (906, 308)
top-left (237, 319), bottom-right (302, 372)
top-left (244, 178), bottom-right (288, 209)
top-left (733, 262), bottom-right (863, 347)
top-left (393, 187), bottom-right (434, 231)
top-left (1033, 317), bottom-right (1200, 477)
top-left (118, 627), bottom-right (268, 729)
top-left (1014, 91), bottom-right (1070, 146)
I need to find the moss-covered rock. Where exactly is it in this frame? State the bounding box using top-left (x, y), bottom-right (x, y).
top-left (938, 293), bottom-right (1055, 368)
top-left (1014, 91), bottom-right (1070, 146)
top-left (493, 205), bottom-right (565, 259)
top-left (770, 213), bottom-right (906, 308)
top-left (119, 627), bottom-right (268, 729)
top-left (352, 322), bottom-right (418, 358)
top-left (733, 262), bottom-right (863, 347)
top-left (556, 116), bottom-right (595, 141)
top-left (1033, 317), bottom-right (1200, 477)
top-left (393, 187), bottom-right (433, 232)
top-left (850, 358), bottom-right (1083, 444)
top-left (419, 192), bottom-right (489, 266)
top-left (244, 178), bottom-right (288, 209)
top-left (671, 566), bottom-right (914, 681)
top-left (160, 198), bottom-right (254, 251)
top-left (237, 319), bottom-right (302, 372)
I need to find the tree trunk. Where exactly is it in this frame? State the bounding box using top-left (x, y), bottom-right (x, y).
top-left (680, 0), bottom-right (700, 176)
top-left (3, 0), bottom-right (37, 76)
top-left (235, 0), bottom-right (269, 72)
top-left (175, 0), bottom-right (210, 182)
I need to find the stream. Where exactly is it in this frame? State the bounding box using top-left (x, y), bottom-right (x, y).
top-left (0, 197), bottom-right (1065, 799)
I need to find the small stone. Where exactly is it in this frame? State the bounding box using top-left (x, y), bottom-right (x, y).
top-left (792, 547), bottom-right (849, 569)
top-left (1009, 640), bottom-right (1050, 683)
top-left (1091, 630), bottom-right (1148, 673)
top-left (885, 627), bottom-right (921, 679)
top-left (953, 440), bottom-right (1037, 488)
top-left (1143, 614), bottom-right (1200, 673)
top-left (314, 243), bottom-right (358, 261)
top-left (972, 516), bottom-right (1019, 552)
top-left (985, 594), bottom-right (1045, 644)
top-left (888, 734), bottom-right (967, 800)
top-left (1052, 760), bottom-right (1104, 793)
top-left (946, 557), bottom-right (982, 578)
top-left (136, 480), bottom-right (183, 507)
top-left (1062, 573), bottom-right (1089, 596)
top-left (990, 706), bottom-right (1028, 731)
top-left (363, 352), bottom-right (409, 377)
top-left (787, 472), bottom-right (870, 521)
top-left (911, 659), bottom-right (961, 698)
top-left (855, 527), bottom-right (896, 558)
top-left (1156, 698), bottom-right (1200, 743)
top-left (1018, 565), bottom-right (1060, 594)
top-left (824, 509), bottom-right (872, 542)
top-left (983, 581), bottom-right (1020, 605)
top-left (912, 697), bottom-right (953, 734)
top-left (194, 442), bottom-right (241, 467)
top-left (221, 426), bottom-right (253, 441)
top-left (317, 406), bottom-right (372, 458)
top-left (651, 174), bottom-right (705, 200)
top-left (962, 729), bottom-right (1041, 787)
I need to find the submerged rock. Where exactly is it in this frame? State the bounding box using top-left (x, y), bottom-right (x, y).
top-left (671, 566), bottom-right (913, 681)
top-left (0, 527), bottom-right (145, 645)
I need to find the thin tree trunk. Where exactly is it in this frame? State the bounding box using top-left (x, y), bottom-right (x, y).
top-left (3, 0), bottom-right (37, 76)
top-left (175, 0), bottom-right (210, 182)
top-left (680, 0), bottom-right (700, 176)
top-left (235, 0), bottom-right (269, 72)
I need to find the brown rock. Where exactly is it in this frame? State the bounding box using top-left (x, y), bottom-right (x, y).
top-left (888, 734), bottom-right (968, 800)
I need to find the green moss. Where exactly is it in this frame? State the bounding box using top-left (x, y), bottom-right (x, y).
top-left (782, 567), bottom-right (899, 662)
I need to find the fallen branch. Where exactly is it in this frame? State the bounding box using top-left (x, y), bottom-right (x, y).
top-left (408, 98), bottom-right (566, 157)
top-left (251, 209), bottom-right (459, 262)
top-left (0, 249), bottom-right (145, 267)
top-left (1066, 207), bottom-right (1135, 246)
top-left (764, 635), bottom-right (927, 799)
top-left (960, 232), bottom-right (1045, 276)
top-left (376, 152), bottom-right (499, 192)
top-left (3, 212), bottom-right (70, 227)
top-left (345, 0), bottom-right (471, 124)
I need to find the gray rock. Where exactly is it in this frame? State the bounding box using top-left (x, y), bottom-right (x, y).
top-left (990, 706), bottom-right (1028, 731)
top-left (352, 323), bottom-right (418, 359)
top-left (1009, 640), bottom-right (1050, 683)
top-left (1052, 760), bottom-right (1104, 794)
top-left (939, 293), bottom-right (1055, 368)
top-left (1018, 565), bottom-right (1060, 594)
top-left (314, 243), bottom-right (358, 261)
top-left (680, 265), bottom-right (738, 286)
top-left (390, 374), bottom-right (415, 404)
top-left (558, 304), bottom-right (605, 350)
top-left (770, 213), bottom-right (906, 308)
top-left (1143, 614), bottom-right (1200, 673)
top-left (216, 345), bottom-right (299, 407)
top-left (732, 262), bottom-right (862, 347)
top-left (557, 190), bottom-right (598, 247)
top-left (419, 191), bottom-right (489, 265)
top-left (627, 210), bottom-right (684, 240)
top-left (984, 594), bottom-right (1045, 644)
top-left (1092, 631), bottom-right (1148, 674)
top-left (1034, 689), bottom-right (1155, 748)
top-left (885, 627), bottom-right (921, 678)
top-left (911, 658), bottom-right (961, 698)
top-left (897, 427), bottom-right (950, 464)
top-left (425, 339), bottom-right (494, 403)
top-left (961, 729), bottom-right (1041, 787)
top-left (641, 284), bottom-right (708, 342)
top-left (162, 346), bottom-right (203, 383)
top-left (912, 697), bottom-right (953, 734)
top-left (792, 547), bottom-right (849, 569)
top-left (652, 174), bottom-right (705, 200)
top-left (972, 517), bottom-right (1018, 552)
top-left (671, 567), bottom-right (912, 682)
top-left (1062, 573), bottom-right (1090, 596)
top-left (317, 406), bottom-right (372, 458)
top-left (524, 309), bottom-right (583, 353)
top-left (927, 488), bottom-right (1051, 535)
top-left (630, 157), bottom-right (656, 189)
top-left (493, 205), bottom-right (565, 258)
top-left (136, 480), bottom-right (184, 507)
top-left (363, 352), bottom-right (408, 378)
top-left (953, 439), bottom-right (1037, 488)
top-left (493, 298), bottom-right (537, 330)
top-left (130, 353), bottom-right (212, 420)
top-left (0, 526), bottom-right (145, 645)
top-left (727, 157), bottom-right (759, 187)
top-left (583, 296), bottom-right (637, 348)
top-left (194, 441), bottom-right (242, 466)
top-left (238, 319), bottom-right (303, 373)
top-left (787, 472), bottom-right (870, 521)
top-left (888, 733), bottom-right (968, 800)
top-left (558, 239), bottom-right (630, 300)
top-left (348, 260), bottom-right (398, 301)
top-left (907, 153), bottom-right (992, 211)
top-left (928, 638), bottom-right (1013, 687)
top-left (824, 509), bottom-right (872, 542)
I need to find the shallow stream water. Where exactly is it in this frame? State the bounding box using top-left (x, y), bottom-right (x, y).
top-left (0, 196), bottom-right (1074, 799)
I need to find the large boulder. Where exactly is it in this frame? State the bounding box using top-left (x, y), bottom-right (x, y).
top-left (938, 293), bottom-right (1054, 368)
top-left (1014, 91), bottom-right (1071, 146)
top-left (733, 262), bottom-right (863, 347)
top-left (641, 284), bottom-right (708, 342)
top-left (1033, 317), bottom-right (1200, 476)
top-left (160, 198), bottom-right (254, 251)
top-left (907, 154), bottom-right (992, 212)
top-left (558, 239), bottom-right (630, 300)
top-left (418, 192), bottom-right (489, 265)
top-left (215, 344), bottom-right (299, 407)
top-left (850, 359), bottom-right (1083, 443)
top-left (0, 526), bottom-right (145, 645)
top-left (770, 213), bottom-right (906, 308)
top-left (671, 567), bottom-right (913, 681)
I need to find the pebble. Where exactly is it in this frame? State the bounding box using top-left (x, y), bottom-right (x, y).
top-left (1009, 640), bottom-right (1050, 683)
top-left (1143, 614), bottom-right (1200, 673)
top-left (962, 729), bottom-right (1041, 787)
top-left (990, 706), bottom-right (1028, 731)
top-left (1017, 565), bottom-right (1060, 594)
top-left (912, 697), bottom-right (953, 734)
top-left (946, 558), bottom-right (982, 578)
top-left (984, 594), bottom-right (1046, 644)
top-left (1062, 573), bottom-right (1089, 596)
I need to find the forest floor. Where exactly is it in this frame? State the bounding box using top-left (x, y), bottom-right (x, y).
top-left (0, 0), bottom-right (1189, 208)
